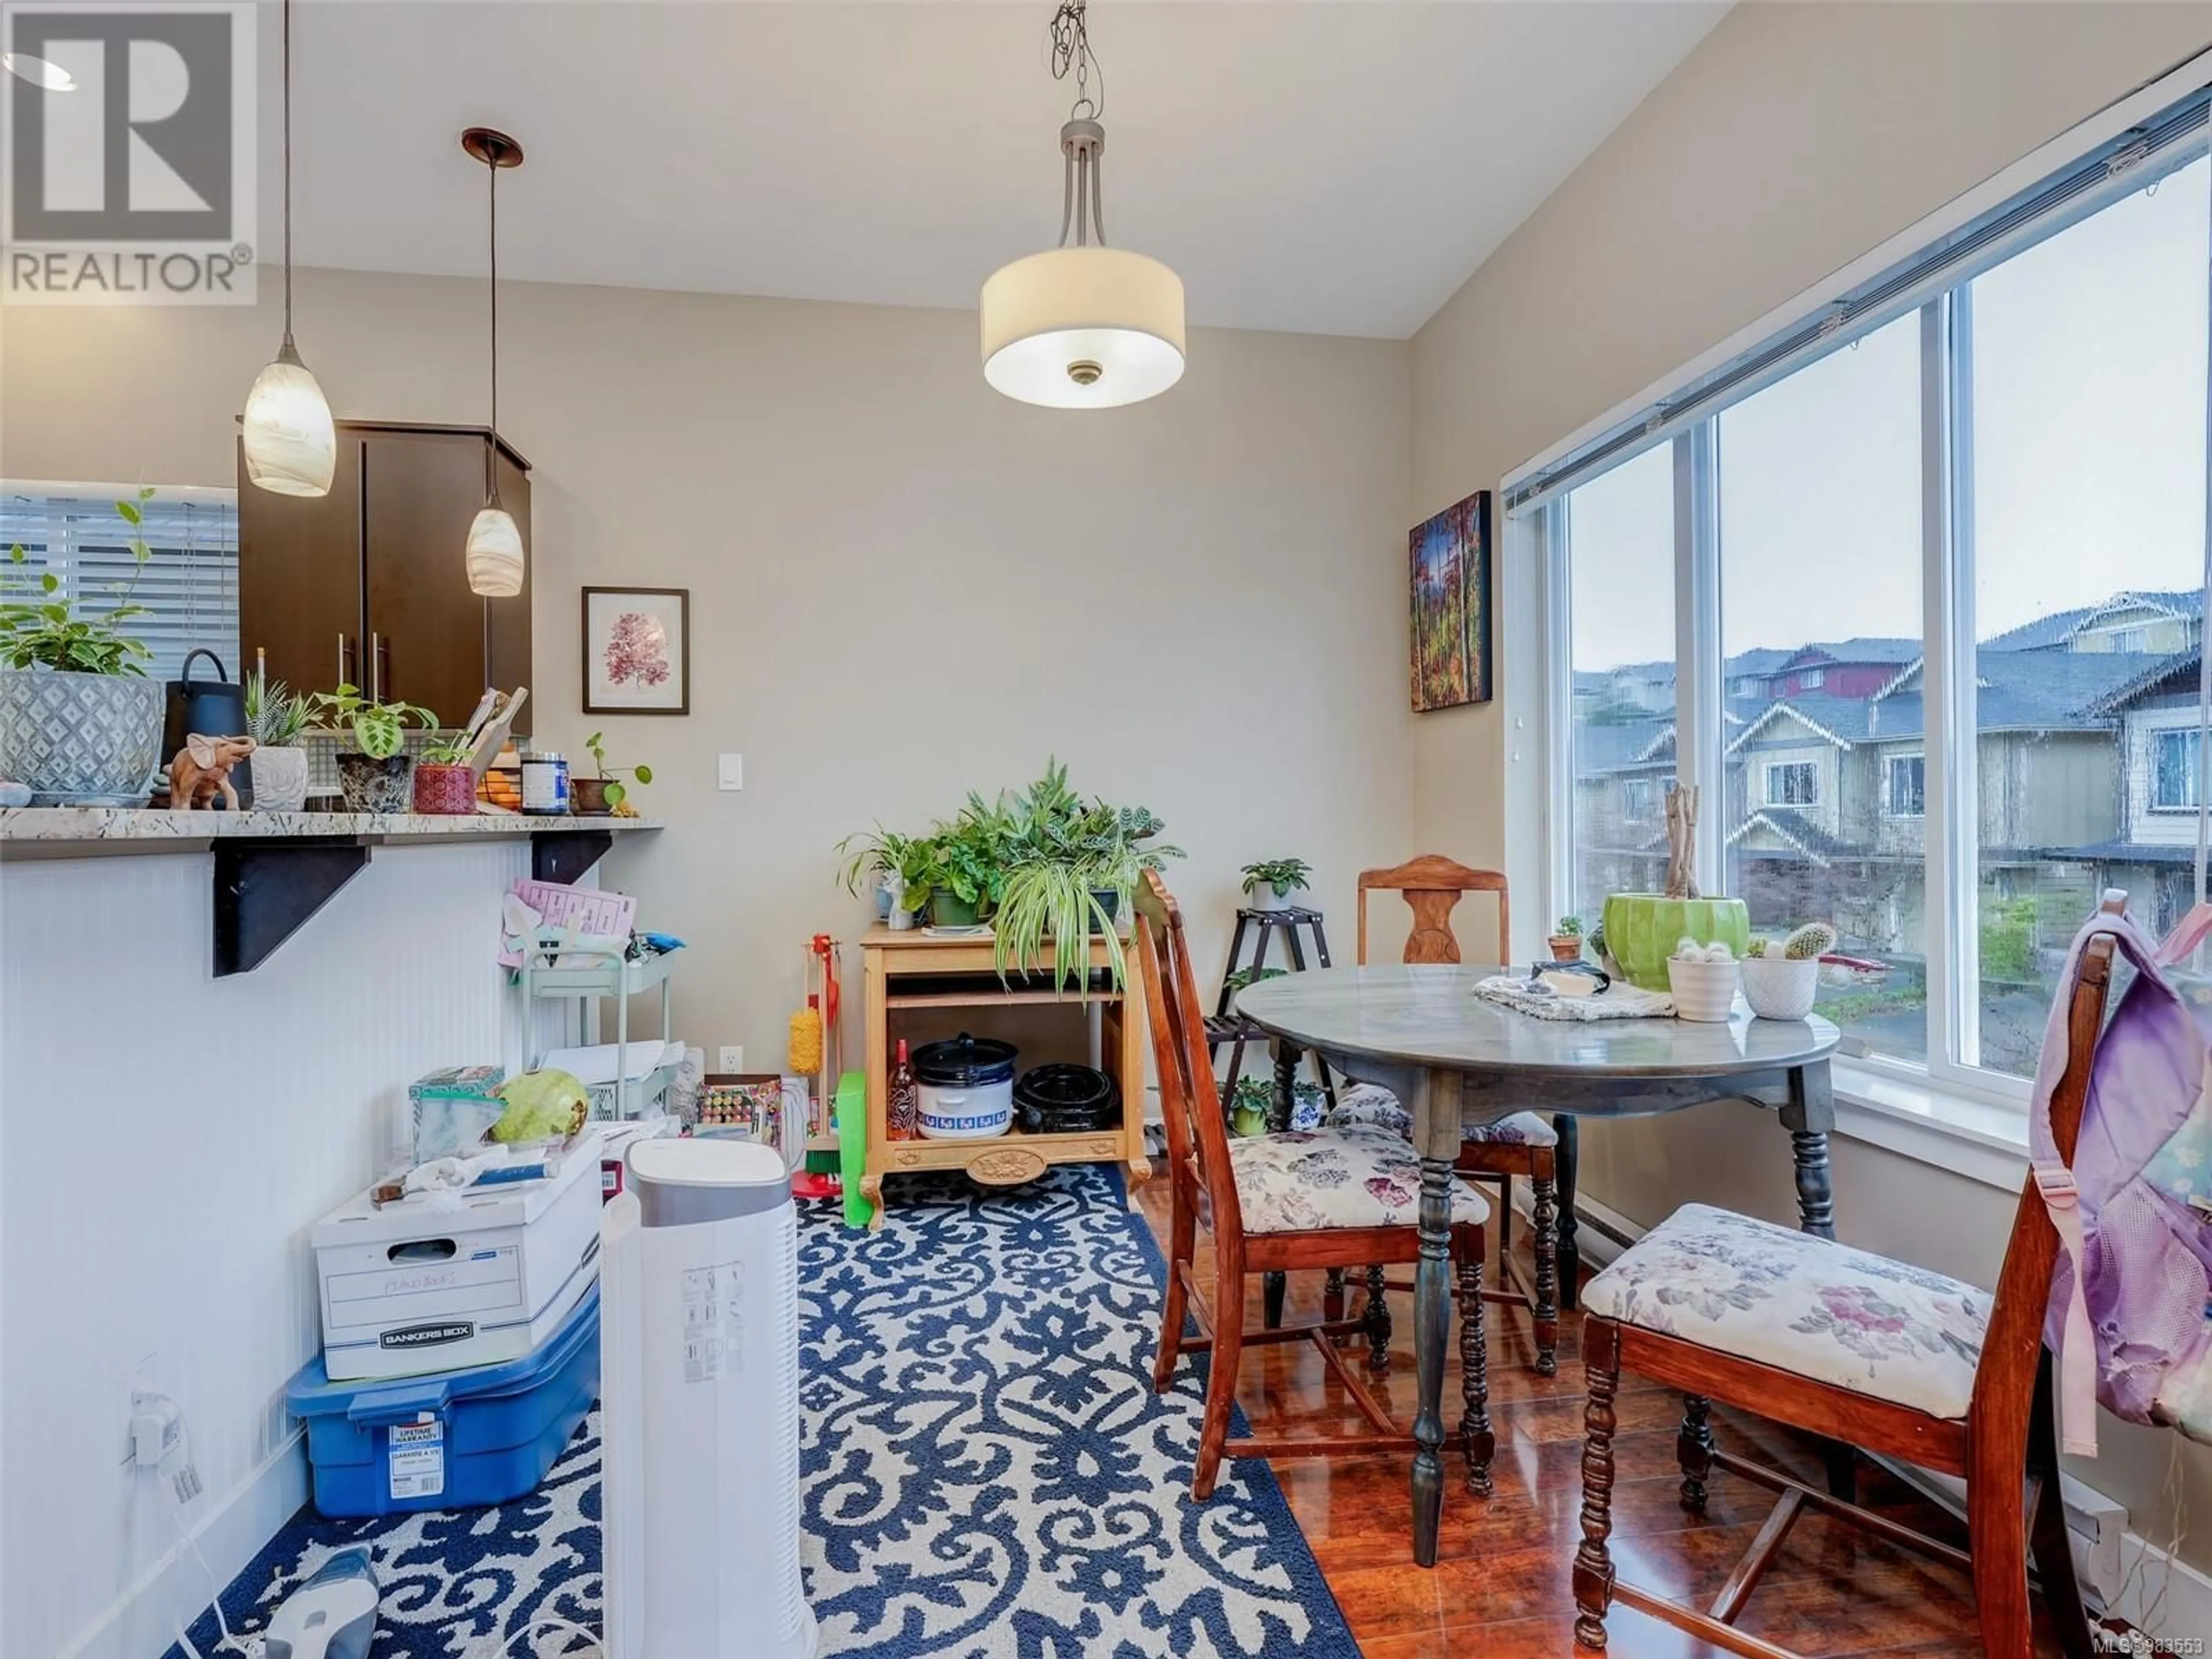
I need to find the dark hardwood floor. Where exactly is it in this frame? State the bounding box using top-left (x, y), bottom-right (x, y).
top-left (1134, 1175), bottom-right (2070, 1657)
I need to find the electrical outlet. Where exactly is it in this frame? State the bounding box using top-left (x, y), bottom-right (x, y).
top-left (119, 1351), bottom-right (159, 1465)
top-left (718, 1044), bottom-right (743, 1072)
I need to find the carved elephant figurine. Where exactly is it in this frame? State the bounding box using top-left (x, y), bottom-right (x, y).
top-left (169, 733), bottom-right (257, 811)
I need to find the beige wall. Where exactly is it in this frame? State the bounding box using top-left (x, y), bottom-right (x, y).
top-left (1, 268), bottom-right (1415, 1071)
top-left (1409, 1), bottom-right (2212, 1559)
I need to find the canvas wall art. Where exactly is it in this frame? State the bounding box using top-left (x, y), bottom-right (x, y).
top-left (583, 586), bottom-right (691, 715)
top-left (1408, 490), bottom-right (1493, 713)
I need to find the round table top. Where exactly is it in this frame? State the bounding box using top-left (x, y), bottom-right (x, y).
top-left (1236, 964), bottom-right (1839, 1079)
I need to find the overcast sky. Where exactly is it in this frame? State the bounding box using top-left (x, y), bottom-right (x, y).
top-left (1570, 157), bottom-right (2210, 673)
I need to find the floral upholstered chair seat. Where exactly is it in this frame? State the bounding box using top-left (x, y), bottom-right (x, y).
top-left (1581, 1203), bottom-right (1990, 1420)
top-left (1325, 1081), bottom-right (1559, 1148)
top-left (1225, 1124), bottom-right (1491, 1233)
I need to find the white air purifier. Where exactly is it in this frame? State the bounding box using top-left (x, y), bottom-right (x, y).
top-left (602, 1139), bottom-right (815, 1659)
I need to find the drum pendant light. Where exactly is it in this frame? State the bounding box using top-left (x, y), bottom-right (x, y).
top-left (241, 0), bottom-right (335, 496)
top-left (461, 127), bottom-right (525, 599)
top-left (980, 0), bottom-right (1184, 410)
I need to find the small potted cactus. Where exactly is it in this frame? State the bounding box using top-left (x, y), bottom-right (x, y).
top-left (1666, 936), bottom-right (1741, 1022)
top-left (1740, 922), bottom-right (1836, 1020)
top-left (1548, 915), bottom-right (1585, 962)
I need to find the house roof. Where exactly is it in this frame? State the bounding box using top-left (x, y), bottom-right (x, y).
top-left (2046, 839), bottom-right (2200, 868)
top-left (1776, 637), bottom-right (1920, 671)
top-left (1726, 807), bottom-right (1851, 867)
top-left (2083, 647), bottom-right (2205, 717)
top-left (1983, 589), bottom-right (2200, 653)
top-left (1727, 695), bottom-right (1874, 753)
top-left (1573, 715), bottom-right (1672, 773)
top-left (1868, 650), bottom-right (2172, 741)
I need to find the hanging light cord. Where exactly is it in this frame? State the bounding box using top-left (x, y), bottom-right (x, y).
top-left (484, 145), bottom-right (502, 505)
top-left (1047, 0), bottom-right (1103, 120)
top-left (279, 0), bottom-right (294, 346)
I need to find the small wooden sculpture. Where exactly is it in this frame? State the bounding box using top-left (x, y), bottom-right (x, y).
top-left (1662, 781), bottom-right (1700, 900)
top-left (169, 733), bottom-right (257, 810)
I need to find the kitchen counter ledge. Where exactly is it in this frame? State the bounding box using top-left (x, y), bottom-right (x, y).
top-left (0, 806), bottom-right (665, 852)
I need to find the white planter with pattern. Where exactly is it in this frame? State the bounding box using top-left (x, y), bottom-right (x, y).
top-left (251, 745), bottom-right (310, 812)
top-left (0, 669), bottom-right (162, 805)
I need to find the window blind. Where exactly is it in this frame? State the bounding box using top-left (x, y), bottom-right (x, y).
top-left (0, 490), bottom-right (238, 683)
top-left (1504, 82), bottom-right (2212, 514)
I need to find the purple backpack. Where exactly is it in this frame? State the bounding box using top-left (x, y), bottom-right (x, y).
top-left (2033, 896), bottom-right (2212, 1455)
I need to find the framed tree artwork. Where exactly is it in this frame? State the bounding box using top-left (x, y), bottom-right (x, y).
top-left (582, 587), bottom-right (690, 715)
top-left (1408, 489), bottom-right (1493, 712)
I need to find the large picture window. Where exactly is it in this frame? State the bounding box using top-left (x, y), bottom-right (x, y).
top-left (1532, 82), bottom-right (2212, 1101)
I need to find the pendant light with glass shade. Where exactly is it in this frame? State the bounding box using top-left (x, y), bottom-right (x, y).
top-left (461, 127), bottom-right (526, 598)
top-left (980, 0), bottom-right (1184, 410)
top-left (240, 0), bottom-right (335, 496)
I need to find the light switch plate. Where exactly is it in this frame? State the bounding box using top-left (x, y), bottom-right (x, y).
top-left (718, 1045), bottom-right (743, 1072)
top-left (717, 753), bottom-right (743, 791)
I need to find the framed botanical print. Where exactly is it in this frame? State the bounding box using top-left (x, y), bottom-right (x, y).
top-left (582, 587), bottom-right (690, 715)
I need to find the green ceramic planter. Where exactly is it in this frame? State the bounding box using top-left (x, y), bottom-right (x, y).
top-left (1601, 893), bottom-right (1751, 990)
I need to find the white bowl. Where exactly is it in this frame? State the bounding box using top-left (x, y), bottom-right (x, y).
top-left (1740, 955), bottom-right (1820, 1020)
top-left (1666, 957), bottom-right (1740, 1022)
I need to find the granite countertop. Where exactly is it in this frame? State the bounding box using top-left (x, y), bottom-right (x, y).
top-left (0, 807), bottom-right (666, 844)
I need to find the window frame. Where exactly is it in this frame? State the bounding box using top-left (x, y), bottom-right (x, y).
top-left (1885, 753), bottom-right (1927, 819)
top-left (1763, 760), bottom-right (1821, 808)
top-left (2152, 727), bottom-right (2203, 813)
top-left (1517, 44), bottom-right (2212, 1116)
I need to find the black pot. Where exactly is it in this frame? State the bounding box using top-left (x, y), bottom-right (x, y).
top-left (163, 649), bottom-right (252, 805)
top-left (1089, 888), bottom-right (1120, 935)
top-left (911, 1033), bottom-right (1018, 1089)
top-left (1015, 1063), bottom-right (1119, 1133)
top-left (336, 752), bottom-right (412, 815)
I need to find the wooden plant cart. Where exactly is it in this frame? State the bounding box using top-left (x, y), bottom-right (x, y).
top-left (859, 924), bottom-right (1150, 1228)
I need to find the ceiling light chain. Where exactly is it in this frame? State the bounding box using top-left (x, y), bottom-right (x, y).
top-left (1047, 0), bottom-right (1103, 121)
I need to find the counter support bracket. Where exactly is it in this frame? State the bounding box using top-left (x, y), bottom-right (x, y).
top-left (213, 838), bottom-right (372, 977)
top-left (532, 828), bottom-right (614, 885)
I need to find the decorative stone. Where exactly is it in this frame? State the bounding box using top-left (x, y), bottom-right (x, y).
top-left (0, 669), bottom-right (162, 805)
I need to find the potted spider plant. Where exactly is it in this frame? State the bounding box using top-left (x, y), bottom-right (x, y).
top-left (1241, 857), bottom-right (1312, 913)
top-left (0, 490), bottom-right (164, 805)
top-left (309, 685), bottom-right (436, 815)
top-left (990, 760), bottom-right (1181, 992)
top-left (575, 730), bottom-right (653, 817)
top-left (244, 668), bottom-right (313, 811)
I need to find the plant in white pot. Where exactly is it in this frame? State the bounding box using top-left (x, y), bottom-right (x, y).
top-left (245, 668), bottom-right (313, 812)
top-left (1741, 923), bottom-right (1836, 1020)
top-left (0, 490), bottom-right (164, 805)
top-left (1666, 937), bottom-right (1740, 1022)
top-left (1241, 857), bottom-right (1312, 913)
top-left (309, 685), bottom-right (436, 815)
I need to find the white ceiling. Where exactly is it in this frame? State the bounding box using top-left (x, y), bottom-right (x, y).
top-left (273, 1), bottom-right (1726, 340)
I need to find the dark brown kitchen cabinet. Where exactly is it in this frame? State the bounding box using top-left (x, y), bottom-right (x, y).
top-left (238, 421), bottom-right (532, 730)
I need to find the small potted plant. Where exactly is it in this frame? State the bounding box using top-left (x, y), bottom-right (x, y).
top-left (411, 734), bottom-right (480, 815)
top-left (575, 730), bottom-right (653, 817)
top-left (0, 490), bottom-right (164, 805)
top-left (1548, 915), bottom-right (1585, 962)
top-left (1740, 923), bottom-right (1836, 1020)
top-left (309, 685), bottom-right (436, 814)
top-left (1666, 937), bottom-right (1740, 1023)
top-left (838, 824), bottom-right (922, 923)
top-left (244, 668), bottom-right (312, 812)
top-left (1227, 1075), bottom-right (1275, 1138)
top-left (1241, 857), bottom-right (1313, 913)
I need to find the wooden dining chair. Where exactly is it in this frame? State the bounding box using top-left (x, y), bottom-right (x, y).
top-left (1322, 854), bottom-right (1563, 1376)
top-left (1571, 918), bottom-right (2114, 1657)
top-left (1133, 869), bottom-right (1498, 1501)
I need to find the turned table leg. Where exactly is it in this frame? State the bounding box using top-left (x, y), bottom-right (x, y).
top-left (1554, 1113), bottom-right (1581, 1313)
top-left (1262, 1038), bottom-right (1301, 1329)
top-left (1410, 1068), bottom-right (1457, 1567)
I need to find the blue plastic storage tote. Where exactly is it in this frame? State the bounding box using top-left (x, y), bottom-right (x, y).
top-left (286, 1281), bottom-right (598, 1517)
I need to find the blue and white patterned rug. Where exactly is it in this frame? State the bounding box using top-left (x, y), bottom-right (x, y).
top-left (168, 1165), bottom-right (1358, 1658)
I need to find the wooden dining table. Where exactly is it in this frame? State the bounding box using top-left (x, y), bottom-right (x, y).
top-left (1236, 963), bottom-right (1841, 1567)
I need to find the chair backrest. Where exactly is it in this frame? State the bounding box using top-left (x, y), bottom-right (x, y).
top-left (1132, 869), bottom-right (1244, 1238)
top-left (1356, 854), bottom-right (1510, 968)
top-left (1968, 930), bottom-right (2116, 1428)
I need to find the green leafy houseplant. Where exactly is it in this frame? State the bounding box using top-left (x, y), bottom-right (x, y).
top-left (582, 730), bottom-right (653, 812)
top-left (1240, 858), bottom-right (1313, 901)
top-left (0, 489), bottom-right (155, 675)
top-left (308, 685), bottom-right (437, 760)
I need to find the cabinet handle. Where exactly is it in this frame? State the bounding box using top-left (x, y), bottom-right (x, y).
top-left (336, 631), bottom-right (350, 690)
top-left (370, 631), bottom-right (382, 702)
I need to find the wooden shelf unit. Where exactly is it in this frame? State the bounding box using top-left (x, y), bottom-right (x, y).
top-left (859, 925), bottom-right (1150, 1227)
